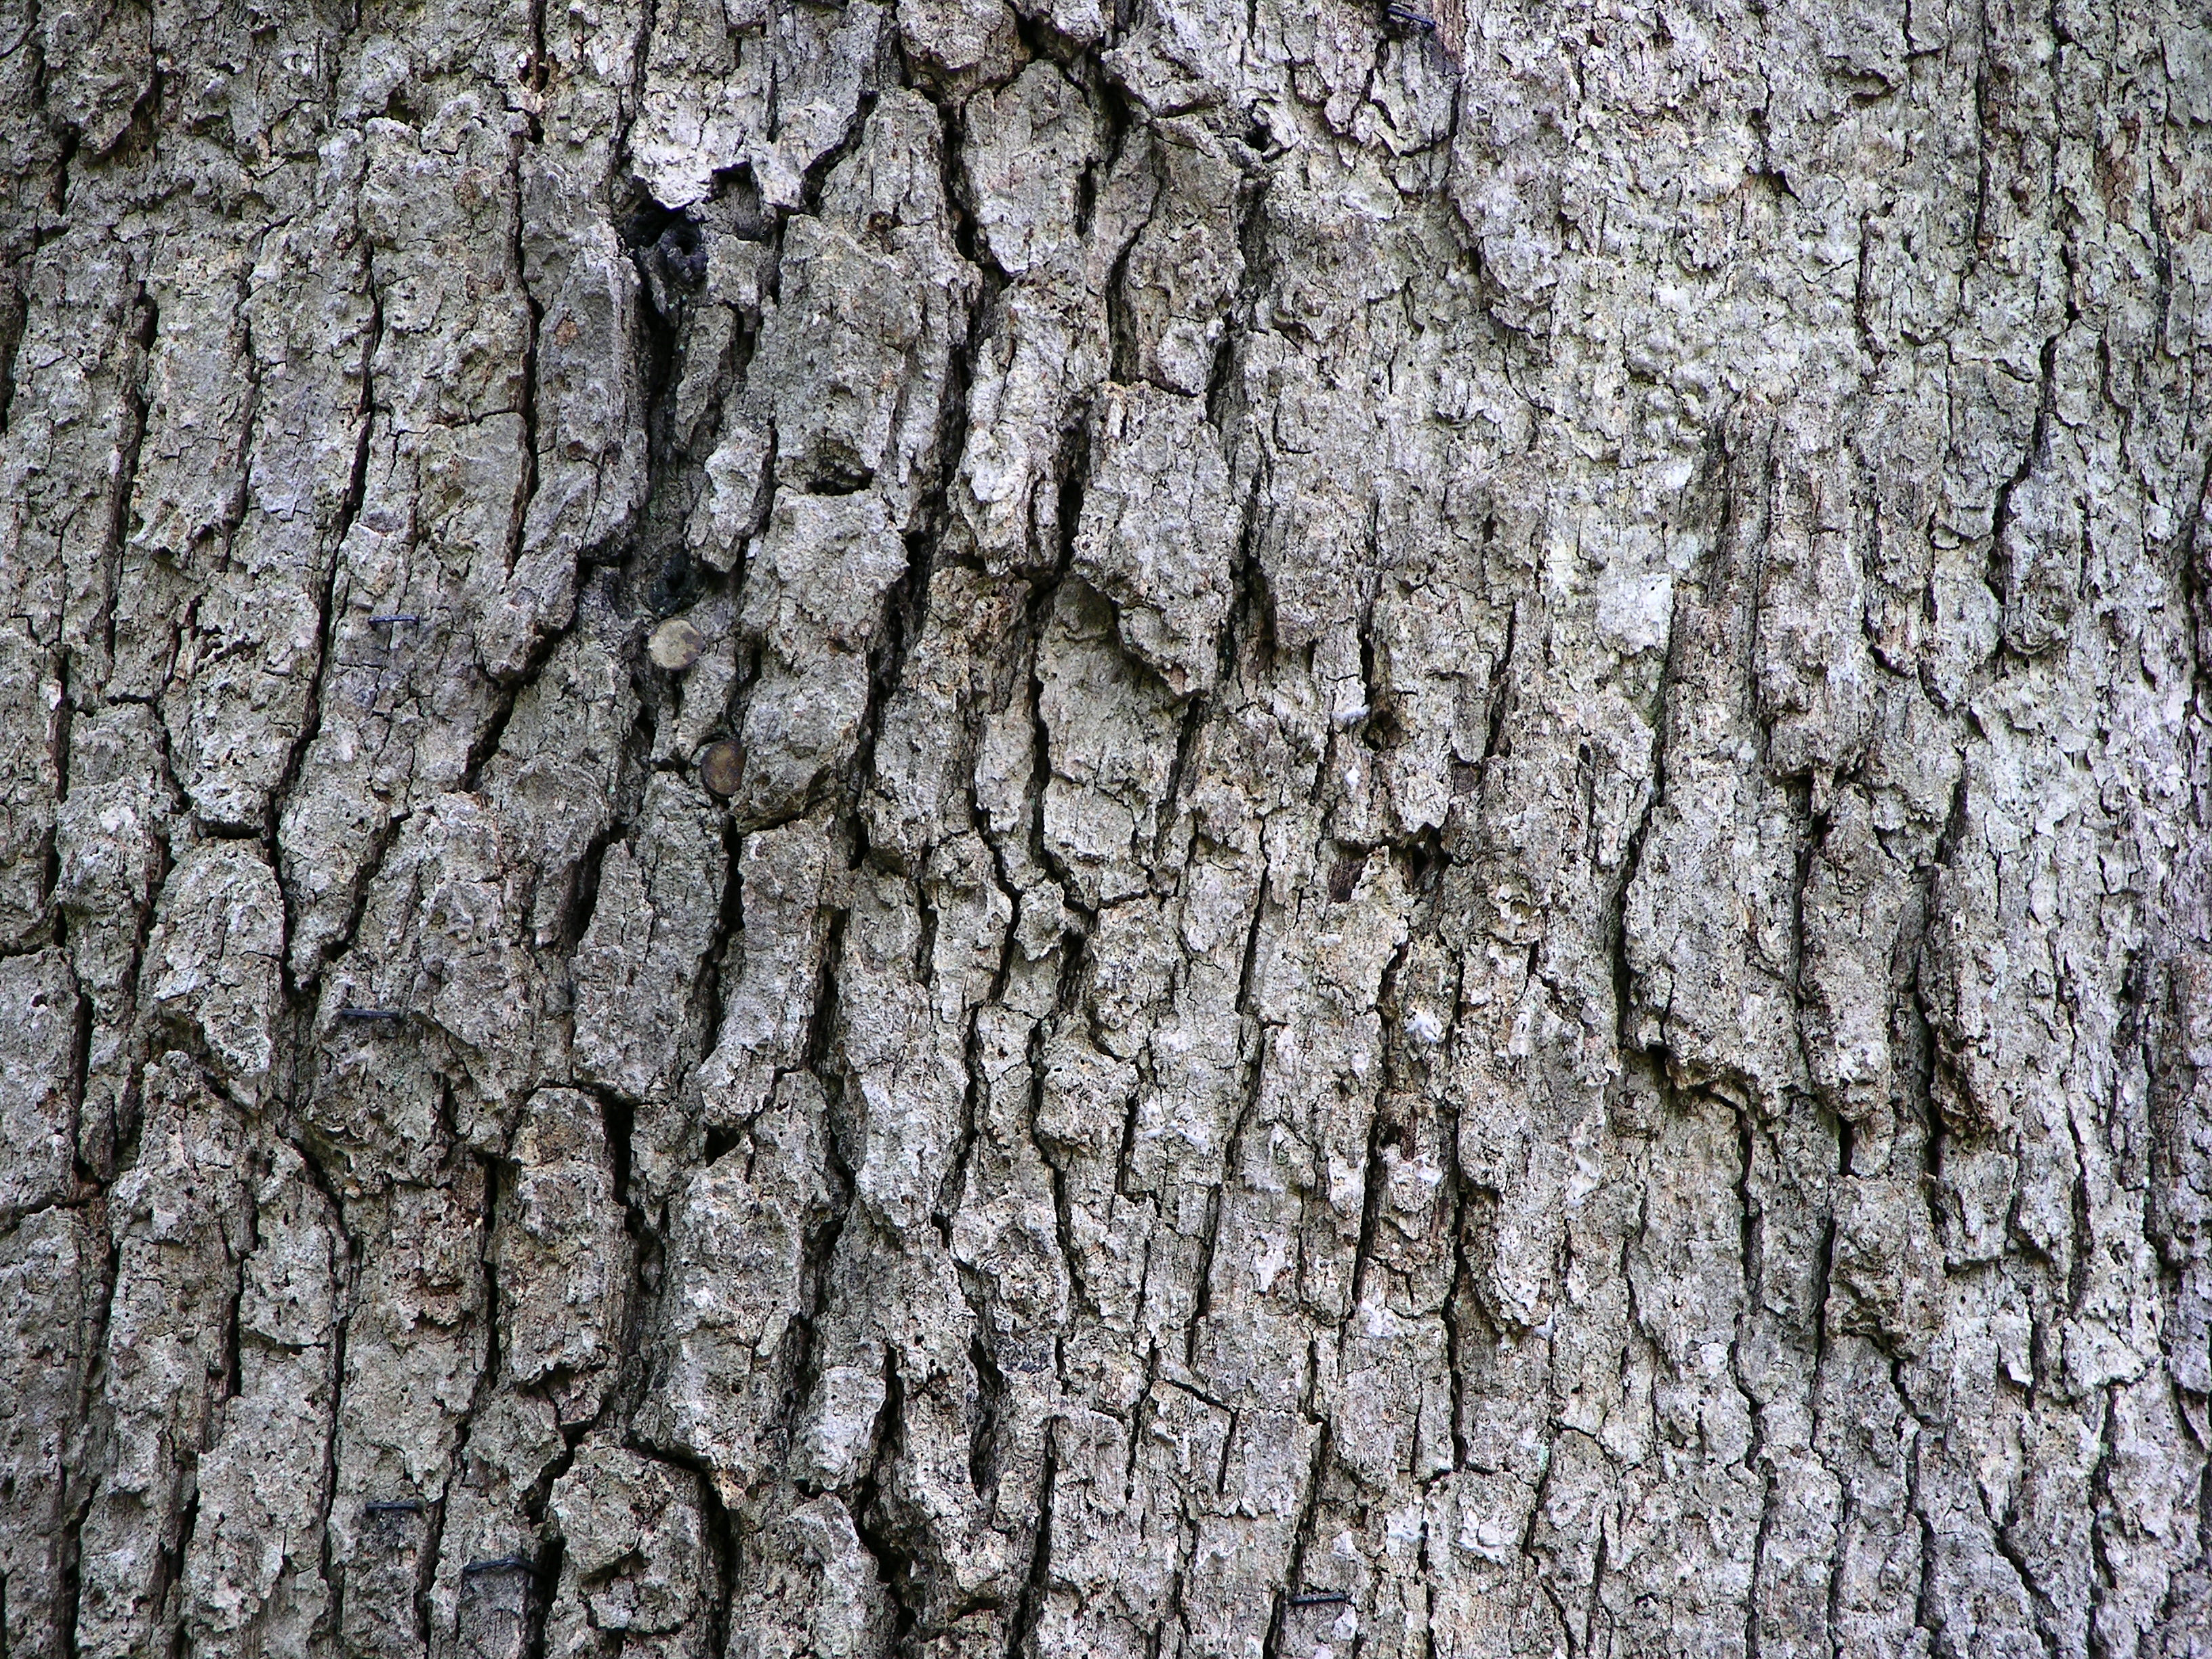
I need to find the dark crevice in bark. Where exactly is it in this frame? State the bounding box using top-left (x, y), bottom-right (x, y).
top-left (1910, 767), bottom-right (1970, 1253)
top-left (2084, 1382), bottom-right (2122, 1658)
top-left (0, 264), bottom-right (29, 439)
top-left (798, 85), bottom-right (888, 221)
top-left (1908, 1424), bottom-right (1944, 1650)
top-left (1989, 1500), bottom-right (2064, 1659)
top-left (1261, 1420), bottom-right (1334, 1659)
top-left (272, 266), bottom-right (383, 985)
top-left (613, 0), bottom-right (662, 214)
top-left (88, 281), bottom-right (158, 703)
top-left (518, 1534), bottom-right (561, 1659)
top-left (55, 1095), bottom-right (129, 1659)
top-left (1477, 595), bottom-right (1519, 774)
top-left (158, 1474), bottom-right (202, 1659)
top-left (850, 1351), bottom-right (922, 1650)
top-left (419, 1149), bottom-right (508, 1652)
top-left (1984, 326), bottom-right (2062, 648)
top-left (1347, 936), bottom-right (1413, 1318)
top-left (1027, 1013), bottom-right (1097, 1315)
top-left (1584, 1516), bottom-right (1612, 1658)
top-left (508, 175), bottom-right (545, 588)
top-left (699, 1467), bottom-right (739, 1659)
top-left (63, 985), bottom-right (96, 1191)
top-left (613, 188), bottom-right (699, 626)
top-left (591, 1088), bottom-right (644, 1307)
top-left (1003, 1431), bottom-right (1054, 1659)
top-left (802, 908), bottom-right (849, 1086)
top-left (1439, 1104), bottom-right (1477, 1470)
top-left (1202, 157), bottom-right (1269, 438)
top-left (274, 1122), bottom-right (358, 1658)
top-left (1826, 1470), bottom-right (1856, 1659)
top-left (850, 110), bottom-right (983, 847)
top-left (2064, 1103), bottom-right (2094, 1317)
top-left (607, 1441), bottom-right (737, 1657)
top-left (1518, 1430), bottom-right (1574, 1656)
top-left (1152, 684), bottom-right (1214, 863)
top-left (1183, 1179), bottom-right (1225, 1369)
top-left (855, 518), bottom-right (947, 845)
top-left (965, 1327), bottom-right (1009, 1502)
top-left (762, 904), bottom-right (860, 1479)
top-left (293, 810), bottom-right (407, 996)
top-left (1021, 577), bottom-right (1094, 933)
top-left (1608, 609), bottom-right (1675, 1057)
top-left (697, 811), bottom-right (749, 1044)
top-left (1170, 865), bottom-right (1276, 1354)
top-left (458, 611), bottom-right (583, 790)
top-left (1744, 1467), bottom-right (1776, 1659)
top-left (520, 0), bottom-right (548, 142)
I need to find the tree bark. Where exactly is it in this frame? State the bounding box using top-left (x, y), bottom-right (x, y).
top-left (3, 1), bottom-right (2211, 1656)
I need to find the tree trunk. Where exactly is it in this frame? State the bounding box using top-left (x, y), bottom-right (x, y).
top-left (3, 1), bottom-right (2211, 1655)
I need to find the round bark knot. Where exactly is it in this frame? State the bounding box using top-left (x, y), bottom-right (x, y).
top-left (649, 617), bottom-right (706, 671)
top-left (698, 740), bottom-right (745, 798)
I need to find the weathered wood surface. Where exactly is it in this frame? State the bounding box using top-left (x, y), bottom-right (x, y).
top-left (3, 0), bottom-right (2211, 1654)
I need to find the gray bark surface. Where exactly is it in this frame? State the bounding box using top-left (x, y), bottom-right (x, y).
top-left (2, 0), bottom-right (2211, 1655)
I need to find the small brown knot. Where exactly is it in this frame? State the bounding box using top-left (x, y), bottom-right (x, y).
top-left (699, 740), bottom-right (745, 798)
top-left (649, 616), bottom-right (706, 672)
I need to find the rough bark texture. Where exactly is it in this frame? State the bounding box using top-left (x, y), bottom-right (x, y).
top-left (3, 0), bottom-right (2212, 1656)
